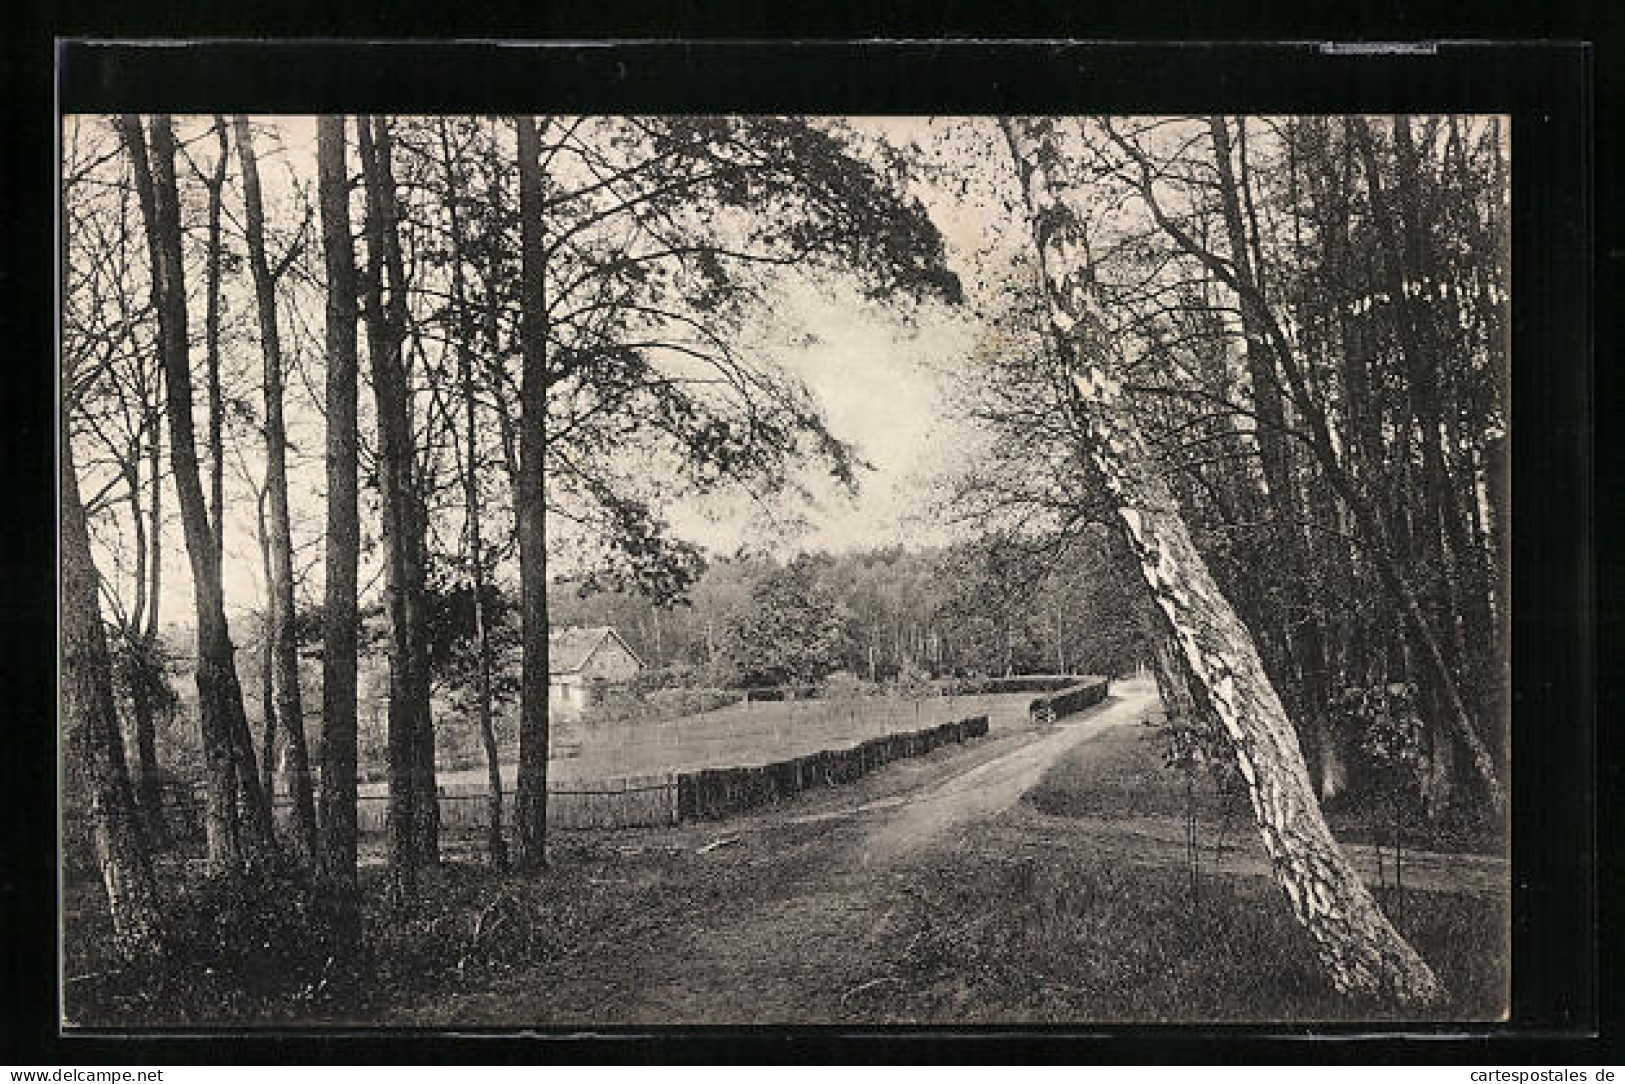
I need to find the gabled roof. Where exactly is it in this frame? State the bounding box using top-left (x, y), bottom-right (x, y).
top-left (548, 625), bottom-right (645, 675)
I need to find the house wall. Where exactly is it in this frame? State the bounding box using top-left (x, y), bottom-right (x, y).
top-left (580, 635), bottom-right (642, 684)
top-left (549, 676), bottom-right (590, 717)
top-left (547, 635), bottom-right (641, 717)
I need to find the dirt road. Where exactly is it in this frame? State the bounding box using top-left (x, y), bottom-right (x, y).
top-left (404, 685), bottom-right (1157, 1025)
top-left (397, 679), bottom-right (1506, 1025)
top-left (860, 683), bottom-right (1156, 864)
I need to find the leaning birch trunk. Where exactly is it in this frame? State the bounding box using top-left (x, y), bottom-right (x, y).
top-left (1001, 117), bottom-right (1442, 1005)
top-left (1150, 631), bottom-right (1202, 729)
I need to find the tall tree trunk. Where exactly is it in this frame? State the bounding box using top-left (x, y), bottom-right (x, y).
top-left (206, 116), bottom-right (228, 571)
top-left (234, 116), bottom-right (319, 863)
top-left (1003, 117), bottom-right (1442, 1004)
top-left (481, 126), bottom-right (521, 492)
top-left (143, 406), bottom-right (167, 842)
top-left (1350, 117), bottom-right (1505, 814)
top-left (514, 115), bottom-right (551, 871)
top-left (1308, 125), bottom-right (1376, 797)
top-left (125, 432), bottom-right (168, 845)
top-left (118, 113), bottom-right (276, 871)
top-left (409, 490), bottom-right (440, 868)
top-left (254, 484), bottom-right (278, 806)
top-left (1209, 116), bottom-right (1339, 798)
top-left (316, 115), bottom-right (361, 890)
top-left (358, 115), bottom-right (427, 897)
top-left (61, 421), bottom-right (165, 960)
top-left (128, 653), bottom-right (167, 846)
top-left (144, 394), bottom-right (163, 646)
top-left (260, 644), bottom-right (276, 808)
top-left (438, 119), bottom-right (508, 869)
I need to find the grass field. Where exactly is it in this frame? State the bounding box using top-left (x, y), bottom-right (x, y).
top-left (412, 690), bottom-right (1041, 791)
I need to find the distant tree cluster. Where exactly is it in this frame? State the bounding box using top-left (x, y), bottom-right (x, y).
top-left (546, 534), bottom-right (1151, 691)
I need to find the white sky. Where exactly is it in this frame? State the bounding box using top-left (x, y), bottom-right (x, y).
top-left (666, 285), bottom-right (980, 556)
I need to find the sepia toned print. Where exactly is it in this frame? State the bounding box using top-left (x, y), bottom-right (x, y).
top-left (60, 114), bottom-right (1509, 1026)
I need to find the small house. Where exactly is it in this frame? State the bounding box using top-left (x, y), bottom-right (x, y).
top-left (548, 626), bottom-right (644, 716)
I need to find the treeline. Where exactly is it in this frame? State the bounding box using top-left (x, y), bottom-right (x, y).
top-left (548, 535), bottom-right (1152, 687)
top-left (85, 533), bottom-right (1149, 793)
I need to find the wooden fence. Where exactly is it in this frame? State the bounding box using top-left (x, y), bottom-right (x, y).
top-left (676, 714), bottom-right (989, 821)
top-left (342, 775), bottom-right (681, 833)
top-left (1027, 677), bottom-right (1110, 725)
top-left (195, 711), bottom-right (994, 839)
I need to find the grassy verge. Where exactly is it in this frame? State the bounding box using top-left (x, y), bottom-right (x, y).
top-left (844, 851), bottom-right (1508, 1024)
top-left (1026, 716), bottom-right (1506, 856)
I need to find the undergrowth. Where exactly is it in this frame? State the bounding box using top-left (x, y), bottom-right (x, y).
top-left (62, 833), bottom-right (773, 1027)
top-left (850, 857), bottom-right (1507, 1023)
top-left (1026, 720), bottom-right (1506, 856)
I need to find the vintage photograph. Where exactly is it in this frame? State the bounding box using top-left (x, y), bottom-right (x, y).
top-left (60, 112), bottom-right (1510, 1027)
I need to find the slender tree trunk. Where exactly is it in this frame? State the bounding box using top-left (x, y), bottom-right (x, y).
top-left (137, 397), bottom-right (168, 844)
top-left (1209, 116), bottom-right (1339, 797)
top-left (514, 115), bottom-right (552, 871)
top-left (1053, 602), bottom-right (1066, 674)
top-left (260, 643), bottom-right (277, 806)
top-left (1352, 116), bottom-right (1502, 811)
top-left (481, 126), bottom-right (521, 493)
top-left (409, 490), bottom-right (440, 868)
top-left (118, 113), bottom-right (276, 871)
top-left (145, 396), bottom-right (163, 646)
top-left (61, 422), bottom-right (165, 960)
top-left (124, 446), bottom-right (168, 844)
top-left (359, 115), bottom-right (425, 897)
top-left (206, 116), bottom-right (228, 571)
top-left (254, 485), bottom-right (278, 806)
top-left (1004, 116), bottom-right (1442, 1004)
top-left (438, 119), bottom-right (508, 869)
top-left (363, 122), bottom-right (439, 870)
top-left (234, 116), bottom-right (319, 863)
top-left (129, 657), bottom-right (166, 846)
top-left (1307, 128), bottom-right (1384, 799)
top-left (316, 115), bottom-right (361, 890)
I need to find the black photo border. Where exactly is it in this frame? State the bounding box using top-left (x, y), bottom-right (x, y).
top-left (3, 35), bottom-right (1603, 1064)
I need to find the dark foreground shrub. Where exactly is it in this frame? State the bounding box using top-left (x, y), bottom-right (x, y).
top-left (65, 859), bottom-right (360, 1025)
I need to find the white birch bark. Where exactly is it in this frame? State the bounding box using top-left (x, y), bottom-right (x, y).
top-left (1001, 117), bottom-right (1442, 1004)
